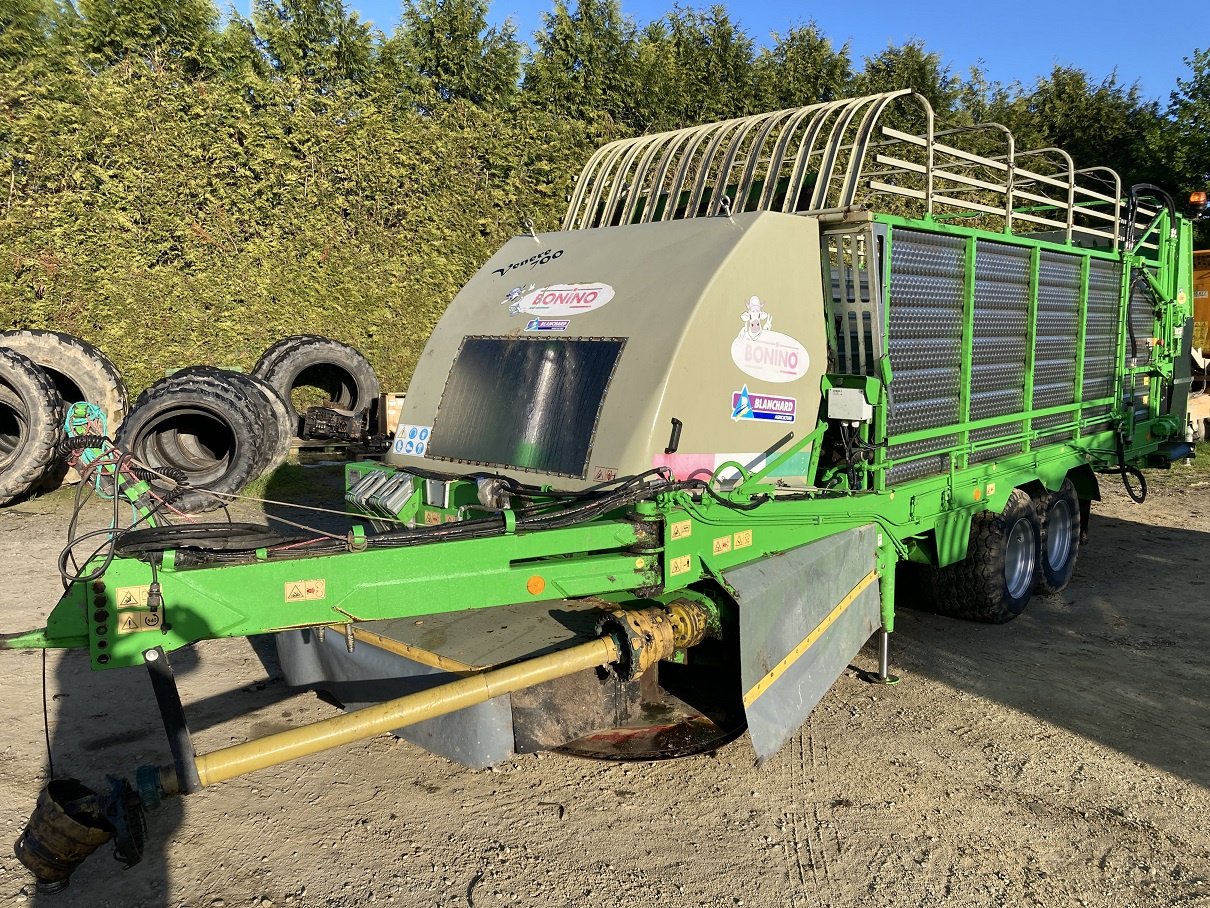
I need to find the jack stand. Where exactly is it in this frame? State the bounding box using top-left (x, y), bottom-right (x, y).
top-left (863, 629), bottom-right (900, 685)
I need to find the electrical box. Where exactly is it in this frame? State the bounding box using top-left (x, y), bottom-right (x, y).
top-left (827, 387), bottom-right (872, 423)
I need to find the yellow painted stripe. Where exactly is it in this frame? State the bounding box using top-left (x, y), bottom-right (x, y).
top-left (352, 625), bottom-right (478, 675)
top-left (742, 570), bottom-right (879, 709)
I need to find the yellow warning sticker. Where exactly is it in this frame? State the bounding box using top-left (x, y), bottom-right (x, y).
top-left (115, 610), bottom-right (163, 635)
top-left (114, 585), bottom-right (151, 608)
top-left (733, 529), bottom-right (753, 550)
top-left (712, 535), bottom-right (732, 556)
top-left (669, 555), bottom-right (692, 576)
top-left (284, 580), bottom-right (327, 603)
top-left (670, 519), bottom-right (692, 540)
top-left (423, 511), bottom-right (440, 526)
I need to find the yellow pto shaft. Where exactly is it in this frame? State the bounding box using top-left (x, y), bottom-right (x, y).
top-left (190, 635), bottom-right (621, 788)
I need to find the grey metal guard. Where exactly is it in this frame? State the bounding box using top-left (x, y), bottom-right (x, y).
top-left (563, 90), bottom-right (1142, 250)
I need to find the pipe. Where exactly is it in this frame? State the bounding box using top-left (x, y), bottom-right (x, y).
top-left (190, 635), bottom-right (621, 788)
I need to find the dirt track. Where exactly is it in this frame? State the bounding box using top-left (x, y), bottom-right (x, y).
top-left (0, 469), bottom-right (1208, 908)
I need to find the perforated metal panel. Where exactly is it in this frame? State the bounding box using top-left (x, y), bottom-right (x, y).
top-left (969, 240), bottom-right (1029, 463)
top-left (1032, 251), bottom-right (1080, 446)
top-left (885, 230), bottom-right (965, 482)
top-left (1083, 259), bottom-right (1122, 432)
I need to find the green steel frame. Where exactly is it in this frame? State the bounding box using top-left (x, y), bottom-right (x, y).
top-left (0, 107), bottom-right (1195, 679)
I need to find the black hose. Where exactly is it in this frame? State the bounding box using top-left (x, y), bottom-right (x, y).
top-left (1114, 430), bottom-right (1148, 503)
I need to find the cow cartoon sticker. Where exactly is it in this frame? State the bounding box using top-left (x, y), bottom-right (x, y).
top-left (739, 296), bottom-right (772, 340)
top-left (730, 295), bottom-right (809, 383)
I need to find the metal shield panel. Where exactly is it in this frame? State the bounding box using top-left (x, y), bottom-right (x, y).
top-left (275, 629), bottom-right (514, 770)
top-left (726, 524), bottom-right (881, 762)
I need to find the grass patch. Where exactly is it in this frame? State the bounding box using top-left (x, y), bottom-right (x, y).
top-left (240, 462), bottom-right (348, 507)
top-left (1140, 440), bottom-right (1210, 492)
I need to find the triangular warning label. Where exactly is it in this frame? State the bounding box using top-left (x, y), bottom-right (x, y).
top-left (119, 592), bottom-right (137, 607)
top-left (120, 615), bottom-right (138, 632)
top-left (287, 584), bottom-right (304, 601)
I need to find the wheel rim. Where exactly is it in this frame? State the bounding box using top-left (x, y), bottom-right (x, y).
top-left (1045, 499), bottom-right (1074, 570)
top-left (1005, 516), bottom-right (1036, 600)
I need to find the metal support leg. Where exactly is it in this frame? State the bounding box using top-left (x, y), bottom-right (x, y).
top-left (871, 628), bottom-right (899, 685)
top-left (143, 647), bottom-right (202, 795)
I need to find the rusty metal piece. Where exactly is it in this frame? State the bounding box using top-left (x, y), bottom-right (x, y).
top-left (598, 607), bottom-right (675, 681)
top-left (14, 779), bottom-right (114, 892)
top-left (598, 599), bottom-right (714, 681)
top-left (662, 598), bottom-right (712, 649)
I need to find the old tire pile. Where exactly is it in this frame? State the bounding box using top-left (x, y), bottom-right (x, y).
top-left (116, 368), bottom-right (294, 513)
top-left (252, 335), bottom-right (380, 434)
top-left (0, 348), bottom-right (65, 506)
top-left (0, 331), bottom-right (129, 506)
top-left (0, 330), bottom-right (127, 433)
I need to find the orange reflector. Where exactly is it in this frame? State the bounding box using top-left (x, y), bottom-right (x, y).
top-left (527, 576), bottom-right (546, 595)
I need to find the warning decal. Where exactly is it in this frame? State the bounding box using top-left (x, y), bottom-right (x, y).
top-left (115, 610), bottom-right (162, 635)
top-left (669, 555), bottom-right (692, 576)
top-left (114, 585), bottom-right (152, 608)
top-left (284, 580), bottom-right (327, 603)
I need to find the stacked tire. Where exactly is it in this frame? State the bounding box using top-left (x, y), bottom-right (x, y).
top-left (0, 348), bottom-right (64, 506)
top-left (252, 335), bottom-right (380, 435)
top-left (0, 331), bottom-right (128, 506)
top-left (116, 368), bottom-right (295, 513)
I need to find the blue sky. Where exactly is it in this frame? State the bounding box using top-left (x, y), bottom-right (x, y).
top-left (233, 1), bottom-right (1204, 102)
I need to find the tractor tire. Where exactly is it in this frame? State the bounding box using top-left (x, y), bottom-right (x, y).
top-left (0, 348), bottom-right (64, 506)
top-left (252, 336), bottom-right (380, 436)
top-left (252, 334), bottom-right (328, 380)
top-left (1034, 479), bottom-right (1080, 595)
top-left (117, 372), bottom-right (268, 513)
top-left (170, 367), bottom-right (293, 474)
top-left (931, 488), bottom-right (1041, 623)
top-left (0, 330), bottom-right (127, 434)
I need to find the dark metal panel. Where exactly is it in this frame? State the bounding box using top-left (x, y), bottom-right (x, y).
top-left (275, 630), bottom-right (515, 770)
top-left (428, 337), bottom-right (625, 479)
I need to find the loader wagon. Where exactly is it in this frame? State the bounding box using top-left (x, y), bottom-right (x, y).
top-left (0, 89), bottom-right (1195, 890)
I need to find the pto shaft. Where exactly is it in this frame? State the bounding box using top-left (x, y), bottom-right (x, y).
top-left (188, 635), bottom-right (621, 789)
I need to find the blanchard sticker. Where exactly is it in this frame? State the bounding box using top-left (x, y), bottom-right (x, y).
top-left (525, 318), bottom-right (570, 332)
top-left (393, 424), bottom-right (432, 457)
top-left (731, 385), bottom-right (796, 423)
top-left (731, 295), bottom-right (809, 383)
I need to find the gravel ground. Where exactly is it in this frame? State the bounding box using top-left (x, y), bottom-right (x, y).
top-left (0, 466), bottom-right (1207, 908)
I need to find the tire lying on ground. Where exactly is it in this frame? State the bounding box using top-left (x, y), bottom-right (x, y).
top-left (0, 330), bottom-right (127, 433)
top-left (170, 367), bottom-right (294, 474)
top-left (252, 336), bottom-right (380, 436)
top-left (0, 348), bottom-right (65, 506)
top-left (116, 371), bottom-right (270, 513)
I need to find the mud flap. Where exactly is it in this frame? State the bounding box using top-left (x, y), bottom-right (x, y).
top-left (725, 524), bottom-right (881, 762)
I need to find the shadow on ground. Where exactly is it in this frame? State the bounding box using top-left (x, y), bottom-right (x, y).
top-left (888, 511), bottom-right (1209, 789)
